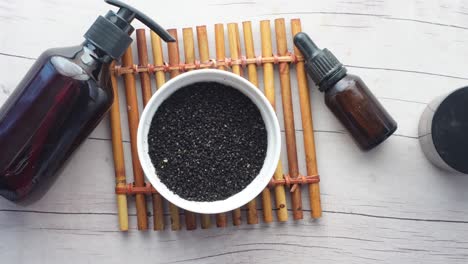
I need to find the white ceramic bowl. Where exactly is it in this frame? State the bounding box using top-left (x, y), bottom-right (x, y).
top-left (137, 69), bottom-right (281, 214)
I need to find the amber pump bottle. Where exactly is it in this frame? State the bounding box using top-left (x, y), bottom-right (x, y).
top-left (0, 0), bottom-right (174, 201)
top-left (294, 33), bottom-right (397, 150)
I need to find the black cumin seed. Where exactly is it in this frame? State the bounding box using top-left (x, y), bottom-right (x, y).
top-left (147, 82), bottom-right (267, 201)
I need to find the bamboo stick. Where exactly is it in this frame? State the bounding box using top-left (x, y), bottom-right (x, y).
top-left (227, 23), bottom-right (243, 227)
top-left (242, 21), bottom-right (258, 87)
top-left (166, 29), bottom-right (182, 230)
top-left (213, 23), bottom-right (228, 228)
top-left (260, 21), bottom-right (275, 108)
top-left (151, 31), bottom-right (180, 230)
top-left (273, 159), bottom-right (288, 221)
top-left (260, 20), bottom-right (288, 223)
top-left (152, 189), bottom-right (166, 230)
top-left (183, 27), bottom-right (196, 66)
top-left (275, 18), bottom-right (303, 220)
top-left (241, 21), bottom-right (260, 225)
top-left (196, 25), bottom-right (213, 229)
top-left (259, 20), bottom-right (274, 223)
top-left (168, 29), bottom-right (181, 79)
top-left (121, 47), bottom-right (148, 230)
top-left (182, 27), bottom-right (198, 231)
top-left (291, 19), bottom-right (322, 218)
top-left (150, 32), bottom-right (166, 89)
top-left (215, 24), bottom-right (227, 71)
top-left (227, 23), bottom-right (241, 76)
top-left (197, 26), bottom-right (210, 64)
top-left (109, 62), bottom-right (129, 231)
top-left (136, 29), bottom-right (165, 231)
top-left (136, 29), bottom-right (153, 104)
top-left (235, 23), bottom-right (243, 76)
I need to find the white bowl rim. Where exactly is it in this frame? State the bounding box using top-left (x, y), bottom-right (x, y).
top-left (137, 69), bottom-right (281, 214)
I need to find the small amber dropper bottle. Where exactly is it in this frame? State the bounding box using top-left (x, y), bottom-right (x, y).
top-left (294, 32), bottom-right (397, 150)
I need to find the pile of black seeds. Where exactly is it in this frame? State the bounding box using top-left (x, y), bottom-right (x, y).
top-left (148, 82), bottom-right (268, 201)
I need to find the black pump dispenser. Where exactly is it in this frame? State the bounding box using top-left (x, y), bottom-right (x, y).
top-left (85, 0), bottom-right (174, 62)
top-left (293, 32), bottom-right (397, 150)
top-left (294, 32), bottom-right (346, 92)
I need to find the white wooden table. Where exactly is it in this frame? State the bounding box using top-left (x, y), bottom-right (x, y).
top-left (2, 0), bottom-right (468, 263)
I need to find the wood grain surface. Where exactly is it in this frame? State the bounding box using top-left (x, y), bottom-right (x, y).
top-left (1, 0), bottom-right (468, 263)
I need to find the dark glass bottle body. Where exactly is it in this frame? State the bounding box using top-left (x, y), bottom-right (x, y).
top-left (324, 74), bottom-right (397, 150)
top-left (0, 44), bottom-right (113, 201)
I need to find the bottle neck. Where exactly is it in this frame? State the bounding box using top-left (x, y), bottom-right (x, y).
top-left (319, 66), bottom-right (347, 92)
top-left (75, 42), bottom-right (111, 81)
top-left (82, 41), bottom-right (113, 64)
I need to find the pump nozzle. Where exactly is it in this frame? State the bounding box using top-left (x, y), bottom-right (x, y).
top-left (84, 0), bottom-right (174, 61)
top-left (105, 0), bottom-right (174, 42)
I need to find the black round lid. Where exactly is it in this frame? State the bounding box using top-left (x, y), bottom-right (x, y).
top-left (432, 87), bottom-right (468, 173)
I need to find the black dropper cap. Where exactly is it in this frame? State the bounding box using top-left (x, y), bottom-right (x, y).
top-left (84, 0), bottom-right (174, 62)
top-left (294, 32), bottom-right (347, 92)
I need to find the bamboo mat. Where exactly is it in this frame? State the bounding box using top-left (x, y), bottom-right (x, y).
top-left (109, 18), bottom-right (322, 231)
